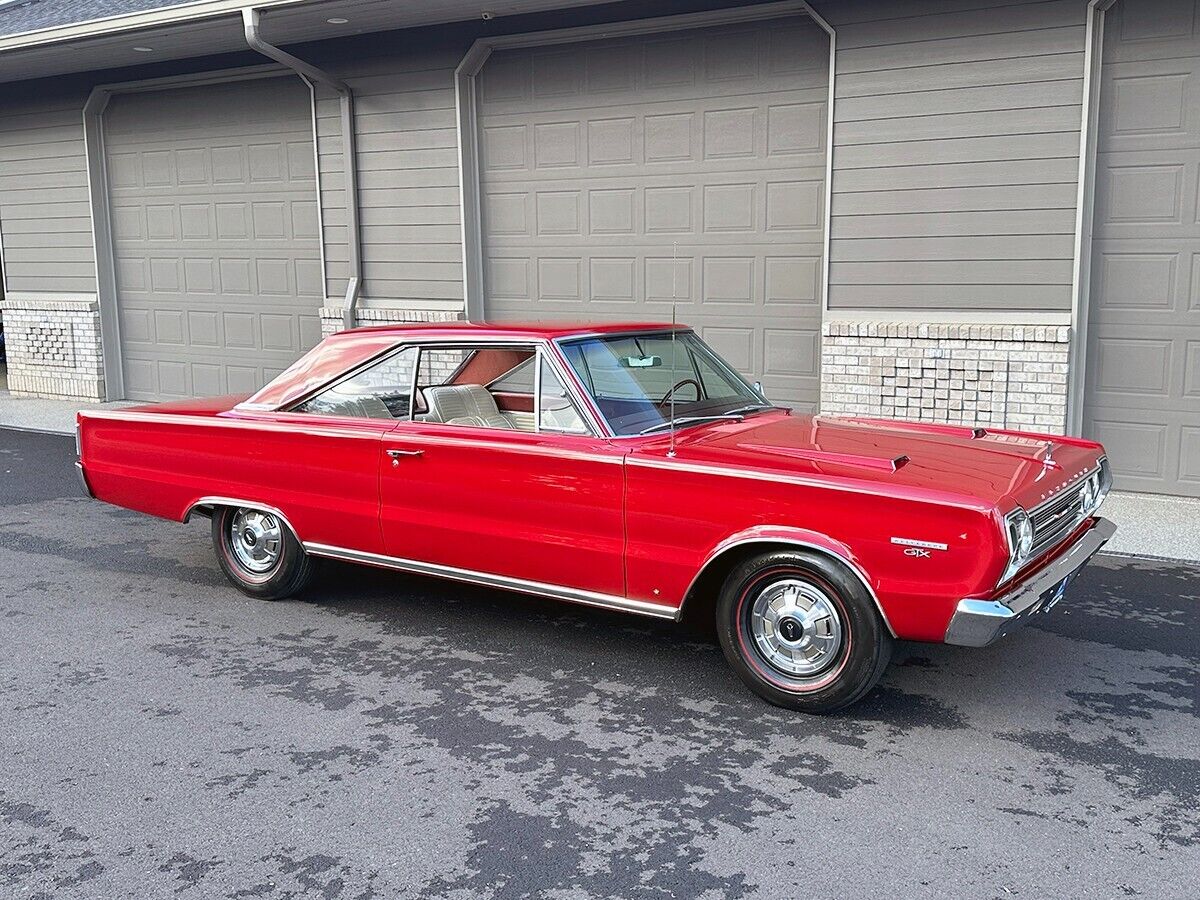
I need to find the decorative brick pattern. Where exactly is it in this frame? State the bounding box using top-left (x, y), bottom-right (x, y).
top-left (0, 296), bottom-right (105, 400)
top-left (821, 322), bottom-right (1070, 433)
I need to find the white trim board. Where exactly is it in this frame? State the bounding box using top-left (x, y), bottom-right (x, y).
top-left (1068, 0), bottom-right (1117, 436)
top-left (825, 311), bottom-right (1072, 326)
top-left (0, 292), bottom-right (100, 304)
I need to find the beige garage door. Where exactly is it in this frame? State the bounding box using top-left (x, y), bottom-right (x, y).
top-left (105, 77), bottom-right (323, 401)
top-left (476, 16), bottom-right (829, 410)
top-left (1085, 2), bottom-right (1200, 497)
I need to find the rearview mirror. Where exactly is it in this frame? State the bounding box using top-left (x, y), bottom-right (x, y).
top-left (622, 355), bottom-right (662, 368)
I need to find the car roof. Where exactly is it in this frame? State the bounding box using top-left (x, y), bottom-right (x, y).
top-left (335, 320), bottom-right (684, 341)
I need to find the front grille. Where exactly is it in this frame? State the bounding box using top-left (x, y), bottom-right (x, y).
top-left (1029, 479), bottom-right (1090, 558)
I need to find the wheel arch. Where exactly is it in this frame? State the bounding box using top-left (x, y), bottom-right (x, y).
top-left (679, 527), bottom-right (896, 637)
top-left (182, 496), bottom-right (300, 541)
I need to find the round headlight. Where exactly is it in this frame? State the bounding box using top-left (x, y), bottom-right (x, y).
top-left (1079, 476), bottom-right (1097, 515)
top-left (1090, 470), bottom-right (1107, 513)
top-left (1009, 508), bottom-right (1034, 561)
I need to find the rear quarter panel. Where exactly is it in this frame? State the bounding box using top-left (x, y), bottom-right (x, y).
top-left (624, 453), bottom-right (1006, 642)
top-left (78, 410), bottom-right (393, 554)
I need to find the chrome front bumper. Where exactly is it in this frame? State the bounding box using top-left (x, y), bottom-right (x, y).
top-left (944, 517), bottom-right (1116, 648)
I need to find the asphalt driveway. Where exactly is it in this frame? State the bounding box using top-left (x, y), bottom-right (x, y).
top-left (1, 426), bottom-right (1197, 899)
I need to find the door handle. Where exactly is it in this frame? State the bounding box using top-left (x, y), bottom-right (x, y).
top-left (386, 448), bottom-right (424, 459)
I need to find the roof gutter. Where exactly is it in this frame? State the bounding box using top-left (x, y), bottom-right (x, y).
top-left (0, 0), bottom-right (306, 52)
top-left (242, 6), bottom-right (362, 330)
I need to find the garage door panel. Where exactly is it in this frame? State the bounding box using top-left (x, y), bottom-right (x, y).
top-left (105, 77), bottom-right (321, 401)
top-left (1095, 249), bottom-right (1180, 310)
top-left (1089, 418), bottom-right (1170, 480)
top-left (1090, 335), bottom-right (1174, 398)
top-left (1094, 161), bottom-right (1193, 226)
top-left (478, 15), bottom-right (827, 408)
top-left (482, 62), bottom-right (827, 117)
top-left (487, 250), bottom-right (826, 314)
top-left (1085, 3), bottom-right (1200, 496)
top-left (1102, 0), bottom-right (1200, 65)
top-left (121, 353), bottom-right (284, 400)
top-left (1181, 426), bottom-right (1200, 486)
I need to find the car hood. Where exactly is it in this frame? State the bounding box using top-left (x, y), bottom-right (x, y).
top-left (642, 411), bottom-right (1102, 511)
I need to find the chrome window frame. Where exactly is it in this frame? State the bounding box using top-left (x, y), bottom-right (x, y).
top-left (398, 337), bottom-right (605, 438)
top-left (552, 328), bottom-right (771, 439)
top-left (534, 348), bottom-right (593, 436)
top-left (277, 335), bottom-right (604, 437)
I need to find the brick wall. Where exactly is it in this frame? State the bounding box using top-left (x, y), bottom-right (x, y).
top-left (0, 295), bottom-right (105, 400)
top-left (821, 322), bottom-right (1070, 433)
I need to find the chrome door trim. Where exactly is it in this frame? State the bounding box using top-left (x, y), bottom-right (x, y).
top-left (533, 343), bottom-right (544, 432)
top-left (304, 542), bottom-right (681, 621)
top-left (539, 341), bottom-right (609, 438)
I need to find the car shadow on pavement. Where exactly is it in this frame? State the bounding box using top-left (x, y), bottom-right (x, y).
top-left (296, 551), bottom-right (1197, 735)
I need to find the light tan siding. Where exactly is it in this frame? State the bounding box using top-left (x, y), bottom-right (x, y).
top-left (0, 88), bottom-right (94, 294)
top-left (314, 47), bottom-right (465, 305)
top-left (824, 0), bottom-right (1088, 312)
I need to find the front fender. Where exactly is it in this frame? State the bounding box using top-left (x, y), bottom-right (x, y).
top-left (686, 524), bottom-right (895, 637)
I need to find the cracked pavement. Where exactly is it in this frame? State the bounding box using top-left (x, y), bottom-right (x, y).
top-left (1, 426), bottom-right (1197, 898)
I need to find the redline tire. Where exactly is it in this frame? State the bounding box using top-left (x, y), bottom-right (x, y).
top-left (211, 506), bottom-right (315, 600)
top-left (716, 550), bottom-right (892, 713)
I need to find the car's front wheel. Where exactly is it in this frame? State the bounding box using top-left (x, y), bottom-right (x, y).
top-left (211, 505), bottom-right (314, 600)
top-left (716, 549), bottom-right (892, 713)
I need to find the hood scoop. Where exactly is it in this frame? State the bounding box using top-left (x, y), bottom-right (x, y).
top-left (740, 444), bottom-right (910, 473)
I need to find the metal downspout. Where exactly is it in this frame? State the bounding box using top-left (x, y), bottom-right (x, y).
top-left (242, 7), bottom-right (361, 330)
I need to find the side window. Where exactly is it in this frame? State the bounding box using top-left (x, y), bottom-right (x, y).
top-left (488, 356), bottom-right (535, 393)
top-left (417, 345), bottom-right (538, 431)
top-left (538, 356), bottom-right (588, 435)
top-left (293, 346), bottom-right (417, 419)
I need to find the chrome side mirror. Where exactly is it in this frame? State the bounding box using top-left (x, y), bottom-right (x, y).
top-left (753, 380), bottom-right (767, 400)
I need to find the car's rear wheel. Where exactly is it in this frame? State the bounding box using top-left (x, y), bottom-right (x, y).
top-left (716, 549), bottom-right (892, 713)
top-left (211, 506), bottom-right (314, 600)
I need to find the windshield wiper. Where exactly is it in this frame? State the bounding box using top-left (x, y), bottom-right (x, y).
top-left (638, 414), bottom-right (746, 436)
top-left (721, 403), bottom-right (775, 417)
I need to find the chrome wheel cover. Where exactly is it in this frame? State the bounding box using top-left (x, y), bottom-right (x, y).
top-left (748, 577), bottom-right (844, 678)
top-left (228, 508), bottom-right (283, 576)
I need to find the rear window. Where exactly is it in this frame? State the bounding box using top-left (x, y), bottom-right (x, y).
top-left (237, 334), bottom-right (402, 411)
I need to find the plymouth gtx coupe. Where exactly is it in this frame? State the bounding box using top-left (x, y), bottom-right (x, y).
top-left (76, 322), bottom-right (1114, 713)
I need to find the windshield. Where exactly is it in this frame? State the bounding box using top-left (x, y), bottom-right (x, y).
top-left (559, 331), bottom-right (769, 436)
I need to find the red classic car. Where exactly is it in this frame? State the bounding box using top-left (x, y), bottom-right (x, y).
top-left (76, 322), bottom-right (1114, 713)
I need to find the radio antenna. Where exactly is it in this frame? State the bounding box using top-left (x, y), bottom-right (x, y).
top-left (668, 241), bottom-right (678, 458)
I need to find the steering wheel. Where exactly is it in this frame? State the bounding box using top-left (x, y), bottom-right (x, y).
top-left (657, 378), bottom-right (702, 407)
